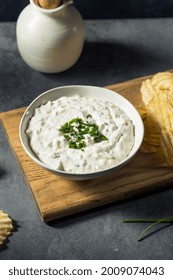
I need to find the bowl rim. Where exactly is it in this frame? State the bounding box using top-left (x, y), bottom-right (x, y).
top-left (19, 85), bottom-right (144, 177)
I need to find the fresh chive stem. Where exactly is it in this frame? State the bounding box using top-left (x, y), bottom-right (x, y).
top-left (123, 218), bottom-right (173, 223)
top-left (123, 217), bottom-right (173, 241)
top-left (137, 216), bottom-right (173, 241)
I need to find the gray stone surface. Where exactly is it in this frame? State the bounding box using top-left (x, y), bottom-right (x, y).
top-left (0, 19), bottom-right (173, 260)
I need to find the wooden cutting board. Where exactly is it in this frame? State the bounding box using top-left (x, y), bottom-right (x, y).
top-left (1, 73), bottom-right (173, 222)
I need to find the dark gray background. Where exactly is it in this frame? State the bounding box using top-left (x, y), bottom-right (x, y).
top-left (1, 0), bottom-right (173, 21)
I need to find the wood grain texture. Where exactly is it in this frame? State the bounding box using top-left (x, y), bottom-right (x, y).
top-left (1, 72), bottom-right (173, 222)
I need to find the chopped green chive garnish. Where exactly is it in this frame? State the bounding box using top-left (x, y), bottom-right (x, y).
top-left (59, 116), bottom-right (108, 150)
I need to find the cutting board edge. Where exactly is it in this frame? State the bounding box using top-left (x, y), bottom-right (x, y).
top-left (44, 178), bottom-right (173, 222)
top-left (1, 70), bottom-right (173, 222)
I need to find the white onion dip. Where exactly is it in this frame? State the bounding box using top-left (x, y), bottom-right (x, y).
top-left (26, 95), bottom-right (135, 173)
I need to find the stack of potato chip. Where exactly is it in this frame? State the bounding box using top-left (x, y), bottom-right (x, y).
top-left (0, 210), bottom-right (13, 245)
top-left (140, 71), bottom-right (173, 166)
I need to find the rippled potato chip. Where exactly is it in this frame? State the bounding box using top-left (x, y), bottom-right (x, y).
top-left (147, 92), bottom-right (173, 131)
top-left (141, 71), bottom-right (173, 105)
top-left (140, 113), bottom-right (161, 153)
top-left (160, 130), bottom-right (173, 167)
top-left (141, 79), bottom-right (157, 105)
top-left (0, 210), bottom-right (13, 245)
top-left (140, 71), bottom-right (173, 166)
top-left (152, 72), bottom-right (173, 91)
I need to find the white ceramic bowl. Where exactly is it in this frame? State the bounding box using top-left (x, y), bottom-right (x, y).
top-left (19, 85), bottom-right (144, 180)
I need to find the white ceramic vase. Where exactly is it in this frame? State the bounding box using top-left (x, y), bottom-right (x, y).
top-left (16, 0), bottom-right (84, 73)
